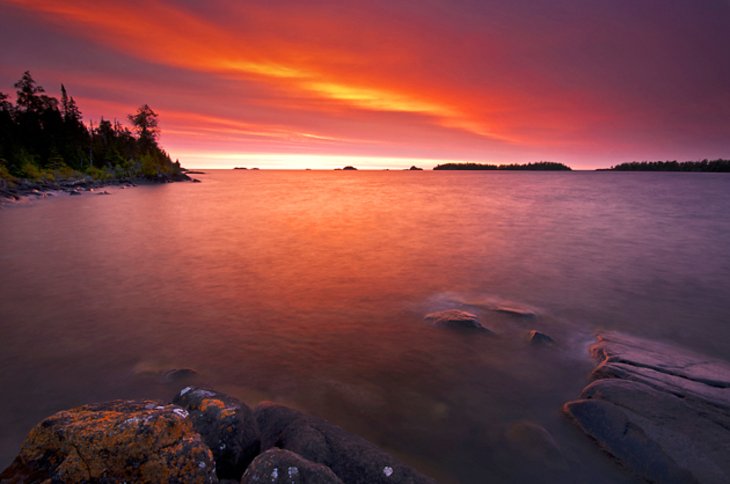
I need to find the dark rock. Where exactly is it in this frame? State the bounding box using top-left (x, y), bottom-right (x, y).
top-left (97, 190), bottom-right (111, 195)
top-left (528, 330), bottom-right (554, 345)
top-left (241, 448), bottom-right (343, 483)
top-left (564, 331), bottom-right (730, 483)
top-left (342, 166), bottom-right (357, 170)
top-left (0, 400), bottom-right (216, 483)
top-left (173, 387), bottom-right (260, 480)
top-left (255, 402), bottom-right (435, 484)
top-left (423, 309), bottom-right (492, 332)
top-left (192, 178), bottom-right (202, 183)
top-left (68, 190), bottom-right (81, 196)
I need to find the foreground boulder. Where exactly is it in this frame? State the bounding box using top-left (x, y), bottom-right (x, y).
top-left (0, 401), bottom-right (216, 483)
top-left (241, 448), bottom-right (343, 483)
top-left (173, 386), bottom-right (260, 480)
top-left (564, 331), bottom-right (730, 483)
top-left (423, 309), bottom-right (492, 332)
top-left (255, 402), bottom-right (435, 484)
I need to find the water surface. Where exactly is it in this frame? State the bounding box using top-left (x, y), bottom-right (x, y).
top-left (1, 170), bottom-right (729, 482)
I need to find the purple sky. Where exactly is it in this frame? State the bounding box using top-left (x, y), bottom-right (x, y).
top-left (1, 0), bottom-right (729, 168)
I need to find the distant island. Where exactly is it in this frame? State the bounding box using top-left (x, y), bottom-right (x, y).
top-left (0, 71), bottom-right (190, 200)
top-left (341, 166), bottom-right (357, 170)
top-left (433, 161), bottom-right (571, 171)
top-left (601, 159), bottom-right (730, 172)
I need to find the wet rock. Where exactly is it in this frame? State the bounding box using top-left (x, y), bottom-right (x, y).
top-left (564, 331), bottom-right (730, 483)
top-left (0, 400), bottom-right (216, 483)
top-left (173, 387), bottom-right (260, 480)
top-left (494, 305), bottom-right (536, 318)
top-left (241, 448), bottom-right (343, 483)
top-left (97, 190), bottom-right (111, 195)
top-left (164, 367), bottom-right (198, 382)
top-left (528, 330), bottom-right (554, 345)
top-left (255, 402), bottom-right (435, 484)
top-left (423, 309), bottom-right (492, 332)
top-left (68, 190), bottom-right (81, 196)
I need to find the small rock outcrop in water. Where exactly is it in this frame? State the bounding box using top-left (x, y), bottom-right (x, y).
top-left (173, 386), bottom-right (260, 480)
top-left (242, 448), bottom-right (343, 483)
top-left (563, 331), bottom-right (730, 483)
top-left (424, 309), bottom-right (492, 332)
top-left (1, 389), bottom-right (434, 483)
top-left (493, 305), bottom-right (536, 318)
top-left (255, 402), bottom-right (435, 483)
top-left (0, 401), bottom-right (216, 483)
top-left (528, 330), bottom-right (554, 345)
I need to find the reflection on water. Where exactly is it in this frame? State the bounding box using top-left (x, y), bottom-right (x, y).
top-left (1, 170), bottom-right (729, 482)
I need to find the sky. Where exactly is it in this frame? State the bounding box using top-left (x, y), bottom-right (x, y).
top-left (1, 0), bottom-right (729, 169)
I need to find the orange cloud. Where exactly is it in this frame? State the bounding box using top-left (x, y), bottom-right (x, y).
top-left (7, 0), bottom-right (507, 141)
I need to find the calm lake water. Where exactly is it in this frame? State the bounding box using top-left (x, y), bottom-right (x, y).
top-left (1, 170), bottom-right (729, 482)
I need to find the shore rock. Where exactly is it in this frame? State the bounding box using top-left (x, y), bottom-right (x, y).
top-left (564, 331), bottom-right (730, 483)
top-left (255, 402), bottom-right (435, 484)
top-left (241, 448), bottom-right (343, 483)
top-left (0, 400), bottom-right (216, 483)
top-left (423, 309), bottom-right (492, 332)
top-left (173, 387), bottom-right (260, 480)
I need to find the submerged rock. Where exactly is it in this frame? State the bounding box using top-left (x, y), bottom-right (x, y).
top-left (164, 367), bottom-right (198, 382)
top-left (564, 331), bottom-right (730, 483)
top-left (423, 309), bottom-right (492, 332)
top-left (173, 387), bottom-right (260, 481)
top-left (503, 420), bottom-right (568, 476)
top-left (528, 330), bottom-right (555, 346)
top-left (255, 402), bottom-right (435, 484)
top-left (0, 400), bottom-right (216, 483)
top-left (493, 305), bottom-right (536, 318)
top-left (241, 448), bottom-right (343, 483)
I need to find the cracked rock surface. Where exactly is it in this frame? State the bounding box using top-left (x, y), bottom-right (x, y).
top-left (564, 331), bottom-right (730, 484)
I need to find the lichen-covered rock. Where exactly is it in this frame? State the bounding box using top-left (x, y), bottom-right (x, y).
top-left (423, 309), bottom-right (492, 332)
top-left (173, 387), bottom-right (260, 480)
top-left (564, 331), bottom-right (730, 483)
top-left (241, 448), bottom-right (343, 483)
top-left (255, 402), bottom-right (435, 484)
top-left (0, 400), bottom-right (217, 483)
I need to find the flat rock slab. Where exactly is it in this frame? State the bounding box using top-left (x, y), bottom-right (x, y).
top-left (423, 309), bottom-right (492, 332)
top-left (255, 402), bottom-right (435, 484)
top-left (0, 400), bottom-right (217, 483)
top-left (564, 331), bottom-right (730, 483)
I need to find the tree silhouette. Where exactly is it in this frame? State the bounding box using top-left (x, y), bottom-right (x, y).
top-left (128, 104), bottom-right (159, 150)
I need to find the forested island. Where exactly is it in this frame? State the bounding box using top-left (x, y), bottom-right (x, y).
top-left (0, 71), bottom-right (189, 199)
top-left (602, 159), bottom-right (730, 172)
top-left (433, 162), bottom-right (571, 171)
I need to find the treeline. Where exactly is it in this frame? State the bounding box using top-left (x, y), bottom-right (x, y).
top-left (433, 161), bottom-right (571, 171)
top-left (605, 160), bottom-right (730, 172)
top-left (0, 71), bottom-right (185, 184)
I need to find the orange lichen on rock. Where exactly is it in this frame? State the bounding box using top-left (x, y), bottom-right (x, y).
top-left (0, 400), bottom-right (217, 483)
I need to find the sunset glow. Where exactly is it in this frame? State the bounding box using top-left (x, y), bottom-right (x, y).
top-left (1, 0), bottom-right (728, 168)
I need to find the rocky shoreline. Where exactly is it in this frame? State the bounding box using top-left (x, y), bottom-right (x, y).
top-left (2, 307), bottom-right (729, 483)
top-left (0, 172), bottom-right (196, 204)
top-left (0, 387), bottom-right (434, 483)
top-left (564, 332), bottom-right (730, 483)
